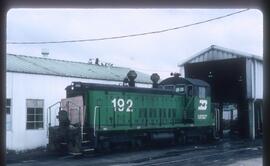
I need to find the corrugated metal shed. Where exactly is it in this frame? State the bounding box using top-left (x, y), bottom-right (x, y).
top-left (177, 45), bottom-right (263, 139)
top-left (178, 45), bottom-right (263, 100)
top-left (7, 54), bottom-right (151, 84)
top-left (178, 45), bottom-right (262, 66)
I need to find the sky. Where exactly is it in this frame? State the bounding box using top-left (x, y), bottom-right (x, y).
top-left (6, 9), bottom-right (263, 79)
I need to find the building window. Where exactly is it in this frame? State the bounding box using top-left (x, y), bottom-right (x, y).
top-left (198, 87), bottom-right (206, 98)
top-left (26, 99), bottom-right (44, 130)
top-left (6, 98), bottom-right (12, 131)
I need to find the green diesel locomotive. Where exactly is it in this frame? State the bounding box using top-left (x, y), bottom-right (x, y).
top-left (47, 71), bottom-right (217, 154)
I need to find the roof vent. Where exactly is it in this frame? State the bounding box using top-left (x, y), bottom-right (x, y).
top-left (41, 48), bottom-right (49, 58)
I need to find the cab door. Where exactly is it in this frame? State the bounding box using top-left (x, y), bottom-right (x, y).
top-left (183, 85), bottom-right (194, 123)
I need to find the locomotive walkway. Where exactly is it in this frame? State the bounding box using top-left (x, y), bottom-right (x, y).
top-left (6, 137), bottom-right (262, 166)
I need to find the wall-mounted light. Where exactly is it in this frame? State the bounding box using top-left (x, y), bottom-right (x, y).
top-left (238, 75), bottom-right (243, 82)
top-left (208, 71), bottom-right (213, 78)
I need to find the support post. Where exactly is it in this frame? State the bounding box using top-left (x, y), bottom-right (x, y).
top-left (0, 5), bottom-right (6, 165)
top-left (219, 103), bottom-right (223, 138)
top-left (248, 100), bottom-right (255, 140)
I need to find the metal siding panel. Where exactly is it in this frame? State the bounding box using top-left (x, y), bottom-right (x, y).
top-left (196, 56), bottom-right (199, 62)
top-left (202, 53), bottom-right (205, 62)
top-left (228, 53), bottom-right (233, 59)
top-left (210, 50), bottom-right (214, 60)
top-left (195, 57), bottom-right (199, 63)
top-left (246, 59), bottom-right (253, 99)
top-left (220, 51), bottom-right (225, 60)
top-left (213, 50), bottom-right (217, 60)
top-left (217, 52), bottom-right (221, 60)
top-left (179, 66), bottom-right (185, 78)
top-left (209, 50), bottom-right (213, 61)
top-left (251, 59), bottom-right (255, 99)
top-left (199, 55), bottom-right (203, 62)
top-left (255, 61), bottom-right (263, 99)
top-left (205, 51), bottom-right (210, 61)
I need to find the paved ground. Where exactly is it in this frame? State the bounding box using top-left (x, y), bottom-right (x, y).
top-left (226, 158), bottom-right (262, 166)
top-left (6, 138), bottom-right (262, 166)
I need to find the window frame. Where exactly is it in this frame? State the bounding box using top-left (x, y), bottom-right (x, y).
top-left (175, 84), bottom-right (186, 94)
top-left (198, 86), bottom-right (207, 98)
top-left (6, 98), bottom-right (12, 131)
top-left (26, 99), bottom-right (44, 130)
top-left (164, 85), bottom-right (175, 91)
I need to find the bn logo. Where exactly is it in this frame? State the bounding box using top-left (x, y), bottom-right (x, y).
top-left (198, 99), bottom-right (207, 111)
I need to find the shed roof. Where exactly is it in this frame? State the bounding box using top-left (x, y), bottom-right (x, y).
top-left (178, 45), bottom-right (263, 66)
top-left (7, 54), bottom-right (151, 84)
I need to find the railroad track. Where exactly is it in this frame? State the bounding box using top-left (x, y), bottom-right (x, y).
top-left (135, 146), bottom-right (262, 166)
top-left (130, 142), bottom-right (262, 166)
top-left (8, 139), bottom-right (262, 166)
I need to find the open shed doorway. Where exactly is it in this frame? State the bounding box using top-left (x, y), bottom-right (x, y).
top-left (184, 57), bottom-right (249, 138)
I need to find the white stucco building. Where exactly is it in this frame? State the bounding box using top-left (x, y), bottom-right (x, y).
top-left (6, 54), bottom-right (152, 151)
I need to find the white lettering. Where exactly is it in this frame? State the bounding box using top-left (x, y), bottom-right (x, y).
top-left (198, 114), bottom-right (207, 119)
top-left (111, 98), bottom-right (134, 112)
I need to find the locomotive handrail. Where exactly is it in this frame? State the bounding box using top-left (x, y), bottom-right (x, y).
top-left (93, 106), bottom-right (100, 137)
top-left (47, 101), bottom-right (61, 137)
top-left (47, 100), bottom-right (84, 136)
top-left (47, 101), bottom-right (61, 127)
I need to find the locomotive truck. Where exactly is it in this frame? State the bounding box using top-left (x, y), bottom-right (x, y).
top-left (47, 71), bottom-right (218, 154)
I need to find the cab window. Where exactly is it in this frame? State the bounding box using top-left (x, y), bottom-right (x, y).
top-left (164, 85), bottom-right (175, 90)
top-left (175, 85), bottom-right (185, 93)
top-left (198, 86), bottom-right (206, 98)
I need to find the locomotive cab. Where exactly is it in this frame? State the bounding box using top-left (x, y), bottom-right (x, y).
top-left (159, 73), bottom-right (213, 125)
top-left (158, 73), bottom-right (210, 98)
top-left (158, 74), bottom-right (215, 141)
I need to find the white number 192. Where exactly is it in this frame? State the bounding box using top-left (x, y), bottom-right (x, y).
top-left (112, 98), bottom-right (133, 112)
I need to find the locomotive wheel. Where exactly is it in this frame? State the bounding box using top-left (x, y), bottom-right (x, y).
top-left (47, 142), bottom-right (58, 152)
top-left (136, 139), bottom-right (143, 148)
top-left (130, 138), bottom-right (143, 149)
top-left (96, 141), bottom-right (111, 153)
top-left (103, 141), bottom-right (111, 152)
top-left (201, 135), bottom-right (207, 143)
top-left (176, 135), bottom-right (186, 145)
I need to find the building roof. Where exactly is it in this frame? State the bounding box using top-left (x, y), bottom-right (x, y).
top-left (7, 54), bottom-right (152, 84)
top-left (178, 45), bottom-right (263, 66)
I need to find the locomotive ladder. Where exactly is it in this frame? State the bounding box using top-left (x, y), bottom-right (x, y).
top-left (47, 100), bottom-right (96, 154)
top-left (47, 101), bottom-right (61, 137)
top-left (47, 101), bottom-right (85, 138)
